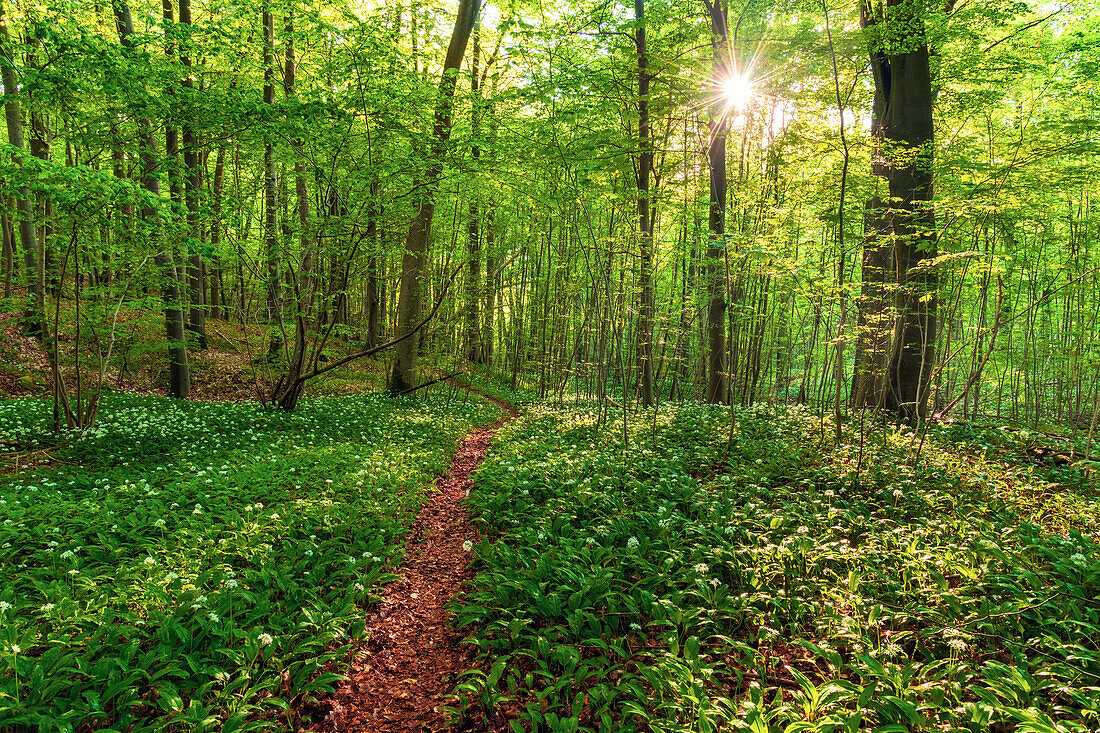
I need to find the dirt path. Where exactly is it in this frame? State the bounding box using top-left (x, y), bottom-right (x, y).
top-left (299, 391), bottom-right (518, 732)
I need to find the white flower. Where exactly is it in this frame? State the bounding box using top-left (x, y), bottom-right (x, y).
top-left (144, 556), bottom-right (156, 566)
top-left (270, 513), bottom-right (280, 520)
top-left (1070, 553), bottom-right (1089, 568)
top-left (223, 579), bottom-right (238, 589)
top-left (947, 638), bottom-right (967, 652)
top-left (354, 583), bottom-right (365, 591)
top-left (10, 644), bottom-right (20, 654)
top-left (462, 540), bottom-right (473, 551)
top-left (208, 612), bottom-right (220, 623)
top-left (694, 563), bottom-right (708, 574)
top-left (257, 633), bottom-right (274, 646)
top-left (40, 603), bottom-right (54, 612)
top-left (154, 519), bottom-right (166, 528)
top-left (626, 537), bottom-right (639, 551)
top-left (60, 550), bottom-right (75, 560)
top-left (0, 601), bottom-right (10, 612)
top-left (67, 569), bottom-right (78, 576)
top-left (630, 623), bottom-right (642, 632)
top-left (893, 489), bottom-right (903, 499)
top-left (882, 642), bottom-right (904, 658)
top-left (193, 508), bottom-right (202, 515)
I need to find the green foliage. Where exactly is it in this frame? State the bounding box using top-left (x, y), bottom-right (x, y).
top-left (0, 392), bottom-right (501, 730)
top-left (454, 403), bottom-right (1100, 731)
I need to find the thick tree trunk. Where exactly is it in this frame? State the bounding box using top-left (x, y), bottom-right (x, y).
top-left (850, 195), bottom-right (892, 408)
top-left (860, 0), bottom-right (938, 420)
top-left (389, 0), bottom-right (478, 394)
top-left (883, 28), bottom-right (937, 419)
top-left (704, 0), bottom-right (728, 404)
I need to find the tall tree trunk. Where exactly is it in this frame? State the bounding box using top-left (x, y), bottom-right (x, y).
top-left (209, 146), bottom-right (226, 321)
top-left (465, 24), bottom-right (483, 364)
top-left (704, 0), bottom-right (728, 404)
top-left (850, 195), bottom-right (892, 408)
top-left (635, 0), bottom-right (655, 407)
top-left (483, 209), bottom-right (496, 366)
top-left (365, 182), bottom-right (382, 350)
top-left (114, 0), bottom-right (190, 399)
top-left (271, 7), bottom-right (318, 412)
top-left (388, 0), bottom-right (478, 394)
top-left (179, 0), bottom-right (206, 349)
top-left (263, 3), bottom-right (283, 361)
top-left (0, 1), bottom-right (42, 337)
top-left (861, 0), bottom-right (938, 419)
top-left (25, 40), bottom-right (53, 302)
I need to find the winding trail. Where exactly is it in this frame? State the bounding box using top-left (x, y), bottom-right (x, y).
top-left (300, 390), bottom-right (518, 732)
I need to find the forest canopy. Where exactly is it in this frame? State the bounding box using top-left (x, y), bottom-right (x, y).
top-left (0, 0), bottom-right (1096, 426)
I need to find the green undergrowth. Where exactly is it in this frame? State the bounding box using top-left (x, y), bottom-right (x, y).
top-left (455, 365), bottom-right (540, 407)
top-left (0, 391), bottom-right (500, 731)
top-left (930, 422), bottom-right (1100, 537)
top-left (454, 403), bottom-right (1100, 732)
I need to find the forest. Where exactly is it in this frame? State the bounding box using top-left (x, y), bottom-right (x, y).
top-left (0, 0), bottom-right (1098, 729)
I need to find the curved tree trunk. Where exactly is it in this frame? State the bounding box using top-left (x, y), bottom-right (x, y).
top-left (389, 0), bottom-right (479, 394)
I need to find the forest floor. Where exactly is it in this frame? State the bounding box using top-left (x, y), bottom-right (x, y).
top-left (0, 310), bottom-right (385, 403)
top-left (297, 388), bottom-right (519, 733)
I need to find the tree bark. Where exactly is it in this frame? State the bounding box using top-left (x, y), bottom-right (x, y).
top-left (179, 0), bottom-right (206, 349)
top-left (858, 0), bottom-right (938, 420)
top-left (704, 0), bottom-right (728, 404)
top-left (465, 24), bottom-right (483, 364)
top-left (263, 3), bottom-right (283, 361)
top-left (635, 0), bottom-right (655, 407)
top-left (388, 0), bottom-right (478, 394)
top-left (0, 2), bottom-right (42, 338)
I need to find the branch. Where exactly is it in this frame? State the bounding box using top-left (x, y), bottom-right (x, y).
top-left (291, 262), bottom-right (466, 384)
top-left (984, 10), bottom-right (1061, 53)
top-left (391, 370), bottom-right (464, 397)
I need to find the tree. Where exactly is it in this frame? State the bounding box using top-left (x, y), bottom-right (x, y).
top-left (857, 0), bottom-right (938, 419)
top-left (388, 0), bottom-right (478, 394)
top-left (634, 0), bottom-right (656, 407)
top-left (263, 0), bottom-right (283, 362)
top-left (0, 0), bottom-right (42, 338)
top-left (113, 0), bottom-right (190, 400)
top-left (704, 0), bottom-right (729, 404)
